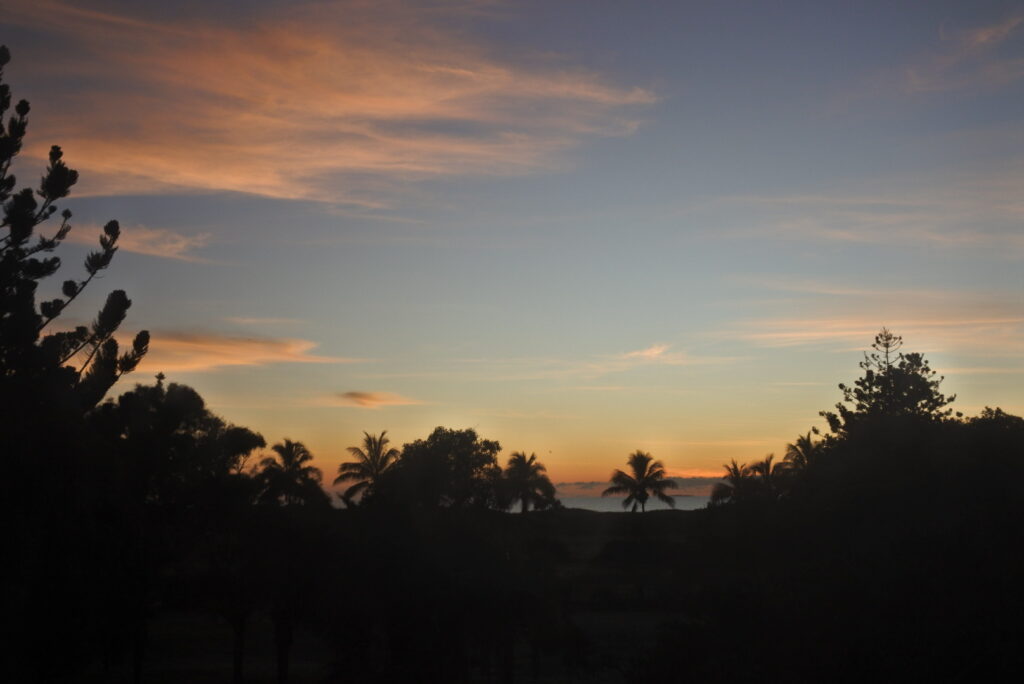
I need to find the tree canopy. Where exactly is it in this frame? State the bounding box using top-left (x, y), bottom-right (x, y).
top-left (334, 430), bottom-right (401, 505)
top-left (503, 451), bottom-right (557, 513)
top-left (821, 328), bottom-right (956, 437)
top-left (603, 450), bottom-right (677, 512)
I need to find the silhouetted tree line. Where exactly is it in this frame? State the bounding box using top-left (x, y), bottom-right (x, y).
top-left (335, 427), bottom-right (559, 514)
top-left (4, 45), bottom-right (1023, 682)
top-left (630, 328), bottom-right (1024, 682)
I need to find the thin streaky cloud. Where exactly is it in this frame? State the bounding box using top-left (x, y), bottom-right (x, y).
top-left (963, 16), bottom-right (1024, 48)
top-left (717, 165), bottom-right (1024, 253)
top-left (356, 347), bottom-right (742, 383)
top-left (901, 15), bottom-right (1024, 94)
top-left (450, 344), bottom-right (738, 381)
top-left (69, 223), bottom-right (211, 262)
top-left (137, 333), bottom-right (359, 373)
top-left (637, 439), bottom-right (778, 448)
top-left (840, 14), bottom-right (1024, 99)
top-left (623, 343), bottom-right (671, 360)
top-left (467, 408), bottom-right (580, 421)
top-left (730, 316), bottom-right (1024, 356)
top-left (944, 366), bottom-right (1024, 376)
top-left (7, 0), bottom-right (654, 205)
top-left (227, 317), bottom-right (304, 326)
top-left (325, 391), bottom-right (424, 409)
top-left (733, 276), bottom-right (1017, 303)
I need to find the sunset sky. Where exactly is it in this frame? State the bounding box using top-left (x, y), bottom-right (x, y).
top-left (4, 0), bottom-right (1022, 492)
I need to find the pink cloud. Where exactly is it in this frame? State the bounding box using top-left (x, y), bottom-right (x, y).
top-left (328, 391), bottom-right (424, 409)
top-left (69, 223), bottom-right (210, 262)
top-left (137, 332), bottom-right (358, 373)
top-left (6, 0), bottom-right (655, 205)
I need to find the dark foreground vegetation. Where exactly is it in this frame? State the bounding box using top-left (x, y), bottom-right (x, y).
top-left (3, 46), bottom-right (1023, 682)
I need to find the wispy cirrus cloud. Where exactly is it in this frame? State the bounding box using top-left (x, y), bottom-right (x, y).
top-left (138, 332), bottom-right (358, 373)
top-left (69, 223), bottom-right (211, 262)
top-left (623, 343), bottom-right (673, 360)
top-left (901, 15), bottom-right (1024, 94)
top-left (840, 14), bottom-right (1024, 99)
top-left (450, 344), bottom-right (737, 381)
top-left (325, 391), bottom-right (424, 409)
top-left (360, 344), bottom-right (740, 384)
top-left (6, 0), bottom-right (654, 205)
top-left (226, 317), bottom-right (304, 326)
top-left (730, 315), bottom-right (1024, 359)
top-left (717, 163), bottom-right (1024, 253)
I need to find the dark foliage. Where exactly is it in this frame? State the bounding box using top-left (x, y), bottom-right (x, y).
top-left (372, 426), bottom-right (504, 509)
top-left (821, 327), bottom-right (956, 437)
top-left (504, 451), bottom-right (558, 513)
top-left (0, 45), bottom-right (150, 681)
top-left (334, 430), bottom-right (401, 505)
top-left (603, 450), bottom-right (678, 511)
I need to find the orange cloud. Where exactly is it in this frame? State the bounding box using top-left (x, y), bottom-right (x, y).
top-left (623, 343), bottom-right (671, 360)
top-left (620, 343), bottom-right (693, 365)
top-left (6, 0), bottom-right (654, 205)
top-left (69, 223), bottom-right (210, 262)
top-left (138, 332), bottom-right (358, 373)
top-left (328, 391), bottom-right (423, 409)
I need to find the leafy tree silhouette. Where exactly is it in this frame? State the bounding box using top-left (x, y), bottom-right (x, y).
top-left (88, 375), bottom-right (266, 680)
top-left (503, 451), bottom-right (558, 513)
top-left (0, 45), bottom-right (148, 420)
top-left (821, 327), bottom-right (956, 437)
top-left (90, 375), bottom-right (266, 506)
top-left (709, 459), bottom-right (755, 506)
top-left (602, 450), bottom-right (677, 512)
top-left (334, 430), bottom-right (400, 505)
top-left (257, 439), bottom-right (329, 507)
top-left (711, 454), bottom-right (792, 506)
top-left (393, 427), bottom-right (502, 508)
top-left (0, 45), bottom-right (150, 680)
top-left (748, 453), bottom-right (788, 499)
top-left (784, 430), bottom-right (821, 472)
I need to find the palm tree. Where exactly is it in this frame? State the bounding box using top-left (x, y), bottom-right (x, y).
top-left (257, 439), bottom-right (326, 506)
top-left (504, 452), bottom-right (557, 513)
top-left (334, 430), bottom-right (400, 505)
top-left (783, 431), bottom-right (820, 472)
top-left (602, 450), bottom-right (678, 512)
top-left (748, 453), bottom-right (790, 500)
top-left (710, 459), bottom-right (754, 506)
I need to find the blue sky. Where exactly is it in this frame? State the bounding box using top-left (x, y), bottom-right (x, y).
top-left (4, 0), bottom-right (1022, 488)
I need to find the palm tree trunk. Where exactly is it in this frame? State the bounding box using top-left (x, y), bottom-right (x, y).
top-left (521, 498), bottom-right (528, 514)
